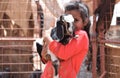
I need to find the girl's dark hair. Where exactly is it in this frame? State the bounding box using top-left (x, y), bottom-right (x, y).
top-left (65, 1), bottom-right (91, 38)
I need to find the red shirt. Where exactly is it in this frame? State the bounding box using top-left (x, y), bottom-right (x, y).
top-left (49, 30), bottom-right (89, 78)
top-left (41, 61), bottom-right (54, 78)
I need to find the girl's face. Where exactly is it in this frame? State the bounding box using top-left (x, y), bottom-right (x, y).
top-left (65, 10), bottom-right (86, 31)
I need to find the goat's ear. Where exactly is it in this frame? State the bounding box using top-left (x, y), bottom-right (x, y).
top-left (60, 15), bottom-right (63, 21)
top-left (36, 43), bottom-right (43, 57)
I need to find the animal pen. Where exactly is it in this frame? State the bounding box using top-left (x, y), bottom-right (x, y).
top-left (0, 0), bottom-right (120, 78)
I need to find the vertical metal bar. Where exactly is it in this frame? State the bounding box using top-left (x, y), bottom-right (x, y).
top-left (91, 38), bottom-right (97, 78)
top-left (91, 0), bottom-right (98, 78)
top-left (99, 28), bottom-right (106, 78)
top-left (91, 15), bottom-right (97, 78)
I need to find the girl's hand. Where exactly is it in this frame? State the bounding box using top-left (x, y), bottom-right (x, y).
top-left (43, 29), bottom-right (53, 44)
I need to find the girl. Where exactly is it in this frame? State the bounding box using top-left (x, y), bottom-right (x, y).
top-left (42, 1), bottom-right (90, 78)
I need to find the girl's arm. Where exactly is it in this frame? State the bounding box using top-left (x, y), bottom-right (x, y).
top-left (49, 31), bottom-right (89, 60)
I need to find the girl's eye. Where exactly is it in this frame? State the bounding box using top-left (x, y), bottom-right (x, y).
top-left (74, 18), bottom-right (78, 22)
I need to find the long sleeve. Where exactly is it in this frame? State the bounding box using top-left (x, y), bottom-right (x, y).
top-left (49, 30), bottom-right (89, 60)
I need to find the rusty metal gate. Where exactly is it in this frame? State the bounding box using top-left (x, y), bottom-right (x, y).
top-left (91, 0), bottom-right (120, 78)
top-left (0, 38), bottom-right (34, 78)
top-left (0, 0), bottom-right (61, 78)
top-left (0, 0), bottom-right (40, 78)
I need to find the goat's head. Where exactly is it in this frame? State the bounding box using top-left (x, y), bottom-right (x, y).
top-left (51, 14), bottom-right (75, 45)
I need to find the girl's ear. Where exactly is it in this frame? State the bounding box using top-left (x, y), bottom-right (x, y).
top-left (83, 18), bottom-right (89, 26)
